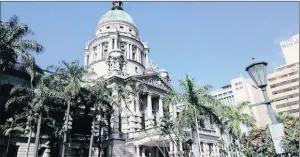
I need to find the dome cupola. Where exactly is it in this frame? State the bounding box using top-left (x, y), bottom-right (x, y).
top-left (97, 1), bottom-right (136, 27)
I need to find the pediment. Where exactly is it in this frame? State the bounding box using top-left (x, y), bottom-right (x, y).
top-left (129, 72), bottom-right (173, 91)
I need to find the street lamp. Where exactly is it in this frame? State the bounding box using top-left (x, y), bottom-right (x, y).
top-left (245, 61), bottom-right (277, 123)
top-left (246, 61), bottom-right (285, 154)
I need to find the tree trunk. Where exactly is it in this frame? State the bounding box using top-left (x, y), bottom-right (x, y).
top-left (6, 134), bottom-right (11, 157)
top-left (98, 115), bottom-right (103, 157)
top-left (33, 112), bottom-right (42, 157)
top-left (194, 109), bottom-right (201, 156)
top-left (25, 129), bottom-right (33, 157)
top-left (89, 118), bottom-right (95, 157)
top-left (61, 99), bottom-right (71, 157)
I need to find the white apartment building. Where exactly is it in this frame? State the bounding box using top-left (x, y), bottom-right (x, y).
top-left (210, 77), bottom-right (266, 127)
top-left (265, 33), bottom-right (300, 118)
top-left (267, 62), bottom-right (299, 117)
top-left (211, 77), bottom-right (264, 106)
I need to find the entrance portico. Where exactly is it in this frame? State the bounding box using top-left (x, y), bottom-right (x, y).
top-left (128, 129), bottom-right (182, 157)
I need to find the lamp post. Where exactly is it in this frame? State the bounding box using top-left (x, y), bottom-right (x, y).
top-left (245, 61), bottom-right (285, 154)
top-left (245, 61), bottom-right (278, 124)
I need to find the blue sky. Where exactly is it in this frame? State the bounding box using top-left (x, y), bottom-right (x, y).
top-left (2, 2), bottom-right (299, 90)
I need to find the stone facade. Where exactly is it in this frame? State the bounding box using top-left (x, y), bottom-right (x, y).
top-left (81, 2), bottom-right (220, 157)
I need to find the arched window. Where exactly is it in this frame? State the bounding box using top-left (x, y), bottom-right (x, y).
top-left (103, 42), bottom-right (108, 58)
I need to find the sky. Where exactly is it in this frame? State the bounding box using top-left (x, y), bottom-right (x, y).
top-left (1, 2), bottom-right (299, 90)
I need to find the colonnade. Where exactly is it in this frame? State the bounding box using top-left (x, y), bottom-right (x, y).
top-left (85, 36), bottom-right (148, 66)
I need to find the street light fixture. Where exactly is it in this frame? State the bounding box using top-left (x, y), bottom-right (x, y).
top-left (245, 61), bottom-right (277, 123)
top-left (245, 61), bottom-right (268, 88)
top-left (246, 61), bottom-right (285, 154)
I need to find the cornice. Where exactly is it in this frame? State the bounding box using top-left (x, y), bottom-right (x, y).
top-left (87, 32), bottom-right (145, 51)
top-left (96, 20), bottom-right (139, 35)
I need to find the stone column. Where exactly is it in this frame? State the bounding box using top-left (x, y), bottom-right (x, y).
top-left (109, 38), bottom-right (113, 52)
top-left (136, 93), bottom-right (140, 113)
top-left (158, 96), bottom-right (163, 120)
top-left (136, 48), bottom-right (140, 62)
top-left (126, 43), bottom-right (130, 59)
top-left (129, 45), bottom-right (132, 60)
top-left (99, 43), bottom-right (103, 59)
top-left (136, 145), bottom-right (140, 157)
top-left (114, 37), bottom-right (118, 49)
top-left (147, 93), bottom-right (152, 117)
top-left (142, 146), bottom-right (146, 157)
top-left (146, 93), bottom-right (153, 128)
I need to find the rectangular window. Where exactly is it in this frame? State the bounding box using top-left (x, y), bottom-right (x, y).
top-left (272, 85), bottom-right (299, 95)
top-left (268, 77), bottom-right (277, 82)
top-left (279, 74), bottom-right (288, 79)
top-left (132, 52), bottom-right (136, 60)
top-left (289, 71), bottom-right (299, 76)
top-left (86, 55), bottom-right (89, 64)
top-left (270, 78), bottom-right (299, 88)
top-left (276, 101), bottom-right (298, 109)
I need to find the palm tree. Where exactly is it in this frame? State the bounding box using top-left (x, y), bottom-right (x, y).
top-left (0, 15), bottom-right (44, 82)
top-left (217, 102), bottom-right (254, 157)
top-left (0, 116), bottom-right (24, 157)
top-left (47, 60), bottom-right (93, 157)
top-left (163, 75), bottom-right (222, 157)
top-left (79, 79), bottom-right (112, 157)
top-left (5, 74), bottom-right (63, 157)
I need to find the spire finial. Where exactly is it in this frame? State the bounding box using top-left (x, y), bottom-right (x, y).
top-left (112, 1), bottom-right (123, 10)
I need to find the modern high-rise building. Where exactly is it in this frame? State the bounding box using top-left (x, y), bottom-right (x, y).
top-left (267, 62), bottom-right (299, 116)
top-left (266, 33), bottom-right (299, 117)
top-left (280, 34), bottom-right (299, 65)
top-left (210, 77), bottom-right (266, 128)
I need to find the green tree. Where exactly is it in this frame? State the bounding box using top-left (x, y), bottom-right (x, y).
top-left (47, 60), bottom-right (93, 157)
top-left (80, 79), bottom-right (112, 157)
top-left (0, 116), bottom-right (24, 157)
top-left (163, 75), bottom-right (222, 156)
top-left (0, 15), bottom-right (44, 82)
top-left (5, 74), bottom-right (63, 157)
top-left (217, 102), bottom-right (254, 157)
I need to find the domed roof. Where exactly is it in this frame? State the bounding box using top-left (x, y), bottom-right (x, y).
top-left (98, 7), bottom-right (136, 27)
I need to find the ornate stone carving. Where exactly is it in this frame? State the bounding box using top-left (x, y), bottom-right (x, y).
top-left (142, 77), bottom-right (168, 90)
top-left (106, 49), bottom-right (128, 77)
top-left (146, 60), bottom-right (158, 72)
